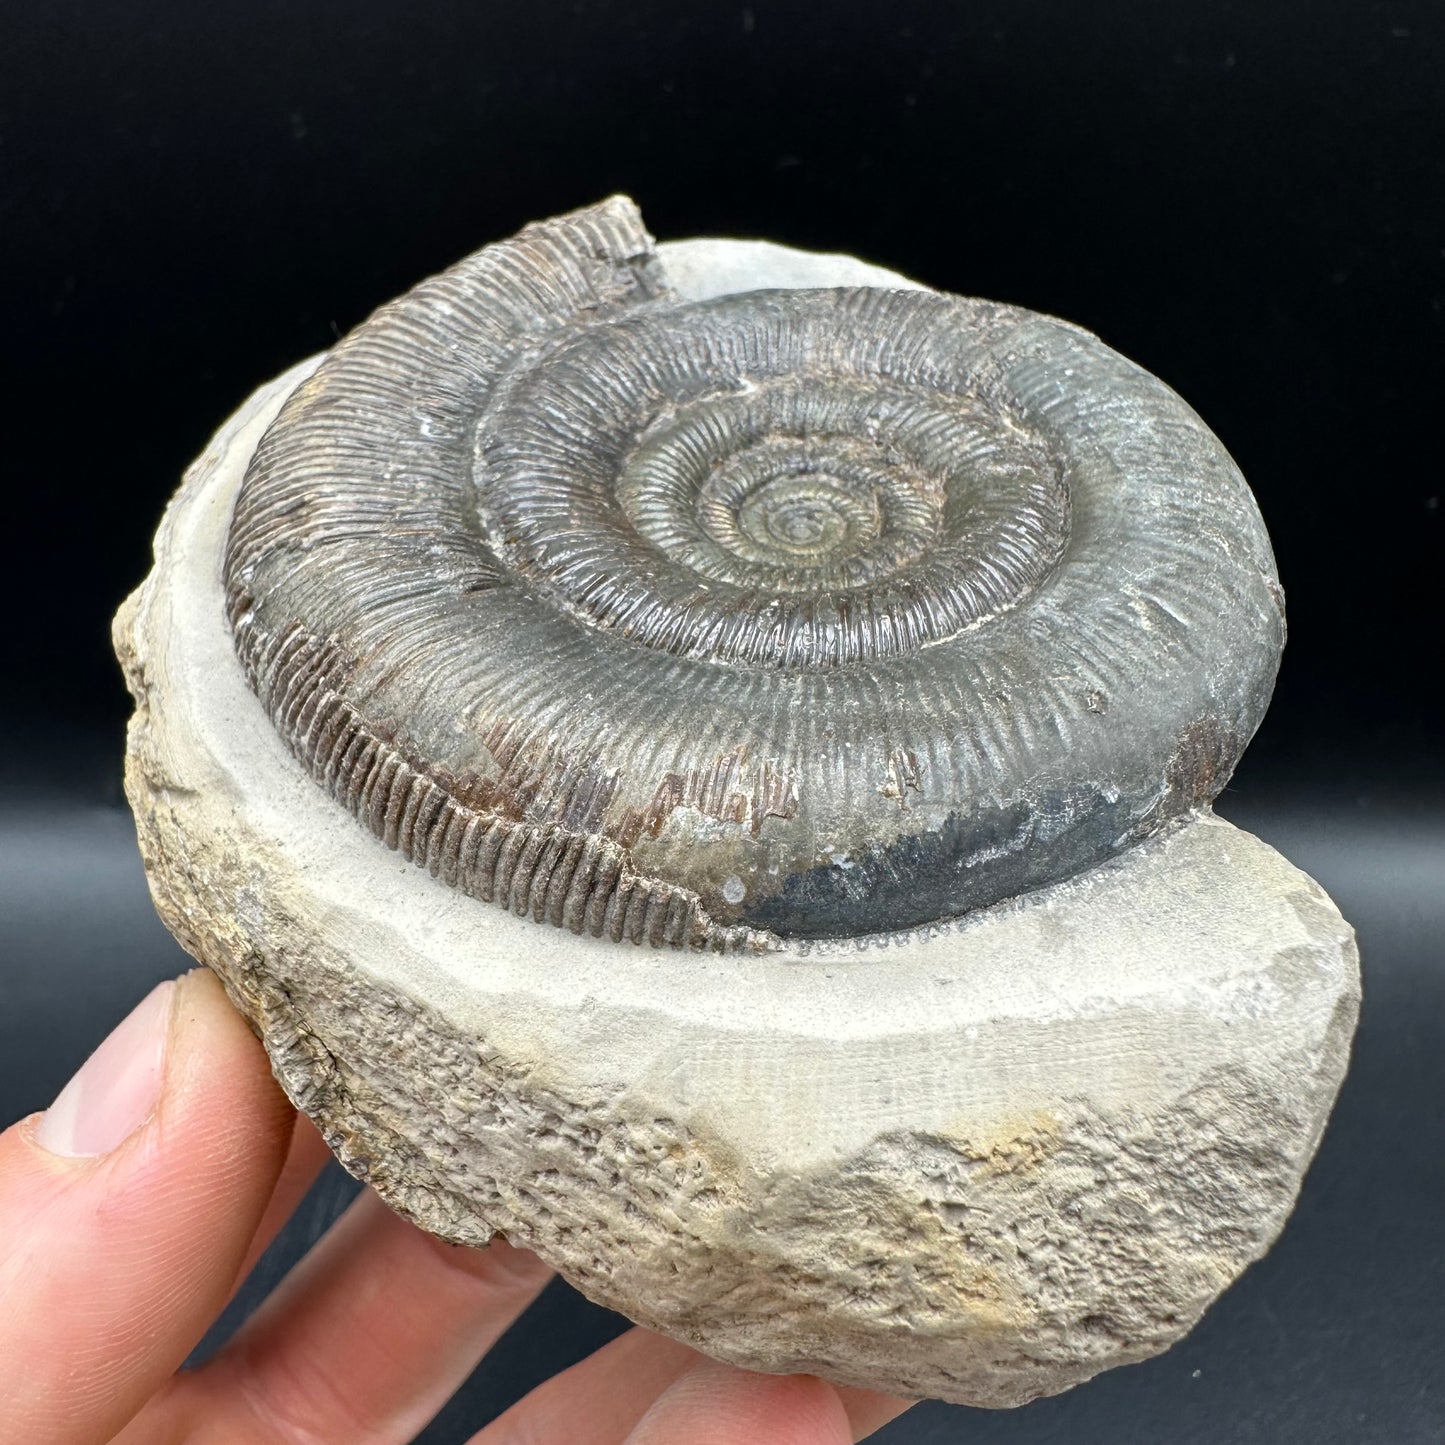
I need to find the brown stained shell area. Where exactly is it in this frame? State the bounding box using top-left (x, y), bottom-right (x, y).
top-left (223, 197), bottom-right (1286, 950)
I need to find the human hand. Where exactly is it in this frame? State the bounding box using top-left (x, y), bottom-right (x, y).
top-left (0, 968), bottom-right (915, 1443)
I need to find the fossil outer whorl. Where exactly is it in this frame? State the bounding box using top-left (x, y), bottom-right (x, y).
top-left (223, 197), bottom-right (1285, 946)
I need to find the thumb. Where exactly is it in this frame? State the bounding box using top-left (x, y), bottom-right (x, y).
top-left (0, 967), bottom-right (295, 1445)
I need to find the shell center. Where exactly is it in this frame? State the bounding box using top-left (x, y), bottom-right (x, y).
top-left (683, 434), bottom-right (930, 587)
top-left (743, 475), bottom-right (861, 553)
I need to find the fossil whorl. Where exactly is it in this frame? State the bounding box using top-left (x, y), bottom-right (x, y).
top-left (223, 197), bottom-right (1284, 950)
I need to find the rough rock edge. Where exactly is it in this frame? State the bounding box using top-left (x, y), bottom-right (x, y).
top-left (117, 677), bottom-right (1359, 1400)
top-left (114, 708), bottom-right (1360, 1406)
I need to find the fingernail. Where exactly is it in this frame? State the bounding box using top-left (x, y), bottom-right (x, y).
top-left (35, 980), bottom-right (176, 1158)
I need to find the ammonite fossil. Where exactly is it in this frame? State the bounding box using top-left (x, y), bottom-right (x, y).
top-left (116, 199), bottom-right (1356, 1408)
top-left (222, 195), bottom-right (1283, 949)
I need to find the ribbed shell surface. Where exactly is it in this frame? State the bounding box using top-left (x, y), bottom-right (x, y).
top-left (223, 197), bottom-right (1284, 948)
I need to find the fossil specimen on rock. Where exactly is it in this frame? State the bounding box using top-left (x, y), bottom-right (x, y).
top-left (223, 197), bottom-right (1281, 946)
top-left (116, 198), bottom-right (1357, 1406)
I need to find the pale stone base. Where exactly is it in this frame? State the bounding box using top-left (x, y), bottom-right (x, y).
top-left (113, 248), bottom-right (1358, 1408)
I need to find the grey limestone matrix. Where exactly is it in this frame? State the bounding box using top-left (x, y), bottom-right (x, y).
top-left (116, 197), bottom-right (1358, 1406)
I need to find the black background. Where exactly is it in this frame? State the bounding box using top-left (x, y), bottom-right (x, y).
top-left (1, 3), bottom-right (1441, 1442)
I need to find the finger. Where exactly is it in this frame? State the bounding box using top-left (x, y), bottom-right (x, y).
top-left (229, 1112), bottom-right (332, 1295)
top-left (833, 1384), bottom-right (917, 1440)
top-left (471, 1323), bottom-right (915, 1445)
top-left (623, 1357), bottom-right (855, 1445)
top-left (469, 1324), bottom-right (699, 1444)
top-left (149, 1190), bottom-right (553, 1445)
top-left (0, 967), bottom-right (295, 1445)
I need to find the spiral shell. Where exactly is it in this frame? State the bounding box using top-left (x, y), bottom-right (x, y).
top-left (223, 197), bottom-right (1284, 949)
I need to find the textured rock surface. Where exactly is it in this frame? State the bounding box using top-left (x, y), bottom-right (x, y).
top-left (114, 242), bottom-right (1358, 1408)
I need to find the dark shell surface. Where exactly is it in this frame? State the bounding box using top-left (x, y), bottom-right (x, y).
top-left (223, 197), bottom-right (1284, 950)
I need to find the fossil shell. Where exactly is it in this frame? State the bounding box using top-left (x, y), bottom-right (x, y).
top-left (116, 230), bottom-right (1356, 1408)
top-left (223, 197), bottom-right (1284, 947)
